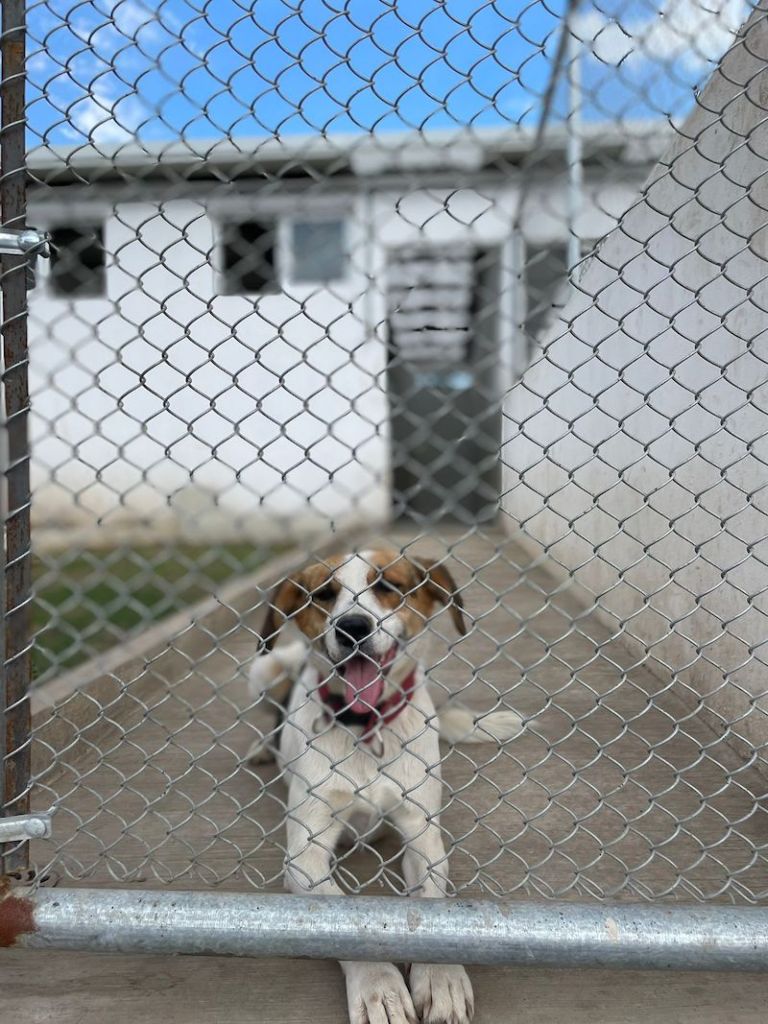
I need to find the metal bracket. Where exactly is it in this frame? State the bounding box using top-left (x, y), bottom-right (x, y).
top-left (0, 227), bottom-right (50, 257)
top-left (0, 227), bottom-right (50, 290)
top-left (0, 812), bottom-right (53, 843)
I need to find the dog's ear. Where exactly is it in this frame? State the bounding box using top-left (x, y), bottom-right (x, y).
top-left (260, 574), bottom-right (305, 650)
top-left (415, 558), bottom-right (467, 636)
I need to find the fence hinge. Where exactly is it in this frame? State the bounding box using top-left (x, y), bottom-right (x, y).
top-left (0, 227), bottom-right (50, 289)
top-left (0, 813), bottom-right (53, 843)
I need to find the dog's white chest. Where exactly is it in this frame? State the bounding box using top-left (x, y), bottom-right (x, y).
top-left (278, 667), bottom-right (441, 816)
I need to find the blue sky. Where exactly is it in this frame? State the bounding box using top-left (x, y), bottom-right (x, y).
top-left (26, 0), bottom-right (750, 149)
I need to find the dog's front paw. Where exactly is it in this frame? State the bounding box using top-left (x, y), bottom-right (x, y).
top-left (345, 962), bottom-right (418, 1024)
top-left (249, 653), bottom-right (280, 695)
top-left (408, 964), bottom-right (474, 1024)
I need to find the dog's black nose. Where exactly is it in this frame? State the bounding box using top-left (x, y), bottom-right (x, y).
top-left (335, 615), bottom-right (374, 647)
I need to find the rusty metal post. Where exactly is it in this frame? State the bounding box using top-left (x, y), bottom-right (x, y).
top-left (0, 0), bottom-right (32, 875)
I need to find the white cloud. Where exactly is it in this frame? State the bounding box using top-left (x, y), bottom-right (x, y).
top-left (67, 0), bottom-right (169, 48)
top-left (62, 77), bottom-right (149, 145)
top-left (51, 0), bottom-right (163, 145)
top-left (575, 0), bottom-right (749, 71)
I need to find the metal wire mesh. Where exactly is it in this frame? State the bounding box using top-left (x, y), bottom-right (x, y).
top-left (3, 0), bottom-right (767, 916)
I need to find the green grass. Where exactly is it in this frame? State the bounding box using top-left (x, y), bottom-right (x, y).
top-left (31, 543), bottom-right (277, 681)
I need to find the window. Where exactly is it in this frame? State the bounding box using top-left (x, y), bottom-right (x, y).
top-left (220, 220), bottom-right (279, 295)
top-left (524, 244), bottom-right (569, 340)
top-left (49, 225), bottom-right (106, 298)
top-left (290, 219), bottom-right (346, 283)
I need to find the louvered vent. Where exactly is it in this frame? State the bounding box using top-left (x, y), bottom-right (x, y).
top-left (388, 246), bottom-right (474, 364)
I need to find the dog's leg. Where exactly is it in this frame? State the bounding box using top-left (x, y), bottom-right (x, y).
top-left (285, 787), bottom-right (417, 1024)
top-left (392, 807), bottom-right (475, 1024)
top-left (246, 641), bottom-right (306, 764)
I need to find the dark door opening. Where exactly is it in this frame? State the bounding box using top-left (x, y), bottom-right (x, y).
top-left (387, 245), bottom-right (502, 524)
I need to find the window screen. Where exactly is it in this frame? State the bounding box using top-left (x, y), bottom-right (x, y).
top-left (291, 220), bottom-right (346, 283)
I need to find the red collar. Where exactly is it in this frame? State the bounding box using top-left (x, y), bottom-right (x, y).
top-left (317, 668), bottom-right (418, 741)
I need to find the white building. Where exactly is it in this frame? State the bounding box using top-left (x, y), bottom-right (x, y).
top-left (27, 125), bottom-right (667, 548)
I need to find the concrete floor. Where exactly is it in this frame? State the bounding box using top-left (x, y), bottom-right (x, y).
top-left (26, 527), bottom-right (768, 902)
top-left (6, 527), bottom-right (767, 1020)
top-left (4, 949), bottom-right (767, 1024)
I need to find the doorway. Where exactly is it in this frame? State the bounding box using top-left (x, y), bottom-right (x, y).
top-left (387, 245), bottom-right (501, 524)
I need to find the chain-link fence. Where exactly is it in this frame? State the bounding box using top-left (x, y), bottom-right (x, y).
top-left (2, 0), bottom-right (768, 975)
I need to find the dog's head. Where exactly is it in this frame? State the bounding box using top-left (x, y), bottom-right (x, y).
top-left (261, 549), bottom-right (466, 712)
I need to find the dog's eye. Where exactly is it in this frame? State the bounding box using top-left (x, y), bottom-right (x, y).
top-left (313, 584), bottom-right (336, 602)
top-left (375, 577), bottom-right (403, 594)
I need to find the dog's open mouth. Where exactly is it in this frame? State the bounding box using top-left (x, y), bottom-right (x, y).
top-left (338, 645), bottom-right (397, 713)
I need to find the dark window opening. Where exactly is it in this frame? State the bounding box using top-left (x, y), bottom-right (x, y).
top-left (220, 220), bottom-right (278, 295)
top-left (468, 247), bottom-right (502, 367)
top-left (524, 244), bottom-right (569, 341)
top-left (49, 225), bottom-right (106, 298)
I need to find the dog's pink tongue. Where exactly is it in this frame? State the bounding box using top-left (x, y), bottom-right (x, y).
top-left (344, 656), bottom-right (384, 713)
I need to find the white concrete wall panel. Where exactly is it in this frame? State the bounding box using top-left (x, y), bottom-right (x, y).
top-left (502, 7), bottom-right (768, 746)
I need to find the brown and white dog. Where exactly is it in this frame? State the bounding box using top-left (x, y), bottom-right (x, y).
top-left (247, 548), bottom-right (522, 1024)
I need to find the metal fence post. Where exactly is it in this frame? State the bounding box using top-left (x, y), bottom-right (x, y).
top-left (0, 0), bottom-right (32, 876)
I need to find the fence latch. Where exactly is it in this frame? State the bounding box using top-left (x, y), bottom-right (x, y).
top-left (0, 227), bottom-right (50, 289)
top-left (0, 813), bottom-right (53, 843)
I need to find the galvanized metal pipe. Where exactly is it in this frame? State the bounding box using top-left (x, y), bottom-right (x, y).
top-left (0, 228), bottom-right (48, 256)
top-left (5, 888), bottom-right (768, 970)
top-left (0, 811), bottom-right (51, 842)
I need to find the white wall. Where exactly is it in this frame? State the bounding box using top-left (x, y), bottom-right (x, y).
top-left (27, 168), bottom-right (647, 549)
top-left (29, 192), bottom-right (388, 545)
top-left (502, 6), bottom-right (768, 749)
